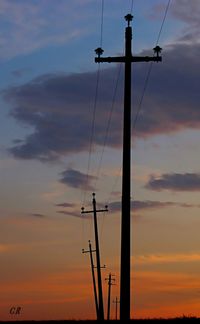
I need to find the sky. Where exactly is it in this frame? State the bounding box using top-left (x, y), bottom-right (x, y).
top-left (1, 0), bottom-right (200, 320)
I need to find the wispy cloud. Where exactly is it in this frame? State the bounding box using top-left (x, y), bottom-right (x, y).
top-left (171, 0), bottom-right (200, 43)
top-left (171, 0), bottom-right (200, 25)
top-left (55, 202), bottom-right (76, 208)
top-left (135, 253), bottom-right (200, 265)
top-left (59, 168), bottom-right (97, 190)
top-left (0, 0), bottom-right (90, 60)
top-left (108, 199), bottom-right (196, 214)
top-left (57, 210), bottom-right (82, 218)
top-left (29, 213), bottom-right (46, 218)
top-left (146, 173), bottom-right (200, 192)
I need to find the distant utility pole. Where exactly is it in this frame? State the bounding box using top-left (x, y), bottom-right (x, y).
top-left (105, 273), bottom-right (115, 320)
top-left (81, 193), bottom-right (108, 321)
top-left (82, 240), bottom-right (99, 320)
top-left (95, 14), bottom-right (162, 320)
top-left (113, 297), bottom-right (120, 320)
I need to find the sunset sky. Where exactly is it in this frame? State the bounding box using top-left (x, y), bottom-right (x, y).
top-left (1, 0), bottom-right (200, 320)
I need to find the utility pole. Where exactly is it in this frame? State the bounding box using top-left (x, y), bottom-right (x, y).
top-left (113, 297), bottom-right (120, 320)
top-left (81, 193), bottom-right (108, 320)
top-left (95, 14), bottom-right (162, 320)
top-left (105, 273), bottom-right (115, 320)
top-left (82, 240), bottom-right (99, 320)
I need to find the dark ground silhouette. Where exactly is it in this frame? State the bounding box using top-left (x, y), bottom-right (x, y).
top-left (0, 316), bottom-right (200, 323)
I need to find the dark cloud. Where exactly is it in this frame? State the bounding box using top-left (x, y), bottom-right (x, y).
top-left (146, 173), bottom-right (200, 192)
top-left (55, 202), bottom-right (76, 208)
top-left (2, 41), bottom-right (200, 161)
top-left (29, 213), bottom-right (45, 218)
top-left (109, 200), bottom-right (175, 213)
top-left (56, 199), bottom-right (200, 219)
top-left (59, 168), bottom-right (97, 190)
top-left (109, 199), bottom-right (199, 214)
top-left (2, 70), bottom-right (123, 161)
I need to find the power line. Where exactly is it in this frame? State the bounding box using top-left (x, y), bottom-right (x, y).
top-left (100, 0), bottom-right (104, 47)
top-left (83, 64), bottom-right (101, 205)
top-left (81, 0), bottom-right (105, 251)
top-left (132, 0), bottom-right (171, 133)
top-left (130, 0), bottom-right (134, 14)
top-left (105, 0), bottom-right (171, 205)
top-left (156, 0), bottom-right (171, 45)
top-left (82, 0), bottom-right (105, 205)
top-left (94, 64), bottom-right (122, 191)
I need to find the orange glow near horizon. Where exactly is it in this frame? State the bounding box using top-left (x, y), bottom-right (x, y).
top-left (1, 257), bottom-right (200, 320)
top-left (132, 269), bottom-right (200, 319)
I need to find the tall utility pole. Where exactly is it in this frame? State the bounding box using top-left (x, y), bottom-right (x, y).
top-left (81, 193), bottom-right (108, 320)
top-left (113, 297), bottom-right (120, 320)
top-left (105, 273), bottom-right (115, 320)
top-left (95, 14), bottom-right (162, 320)
top-left (82, 240), bottom-right (99, 320)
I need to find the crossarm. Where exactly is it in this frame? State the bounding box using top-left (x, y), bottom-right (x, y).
top-left (95, 56), bottom-right (126, 63)
top-left (95, 55), bottom-right (161, 63)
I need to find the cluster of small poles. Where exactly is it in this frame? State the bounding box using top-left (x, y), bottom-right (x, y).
top-left (82, 193), bottom-right (119, 320)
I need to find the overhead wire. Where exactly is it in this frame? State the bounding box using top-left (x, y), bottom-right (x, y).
top-left (105, 0), bottom-right (171, 206)
top-left (130, 0), bottom-right (134, 14)
top-left (131, 0), bottom-right (171, 206)
top-left (94, 64), bottom-right (122, 192)
top-left (81, 0), bottom-right (105, 249)
top-left (83, 0), bottom-right (171, 241)
top-left (94, 0), bottom-right (136, 193)
top-left (132, 0), bottom-right (171, 132)
top-left (82, 0), bottom-right (105, 206)
top-left (99, 0), bottom-right (136, 273)
top-left (97, 0), bottom-right (135, 205)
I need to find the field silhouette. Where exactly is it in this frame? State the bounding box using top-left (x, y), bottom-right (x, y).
top-left (0, 316), bottom-right (199, 323)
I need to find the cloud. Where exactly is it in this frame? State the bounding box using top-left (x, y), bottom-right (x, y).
top-left (108, 200), bottom-right (191, 214)
top-left (146, 173), bottom-right (200, 192)
top-left (0, 0), bottom-right (90, 60)
top-left (56, 200), bottom-right (85, 219)
top-left (57, 210), bottom-right (81, 218)
top-left (55, 202), bottom-right (76, 208)
top-left (135, 253), bottom-right (200, 265)
top-left (170, 0), bottom-right (200, 44)
top-left (171, 0), bottom-right (200, 28)
top-left (3, 41), bottom-right (200, 161)
top-left (56, 198), bottom-right (199, 219)
top-left (59, 168), bottom-right (97, 190)
top-left (3, 69), bottom-right (123, 161)
top-left (29, 213), bottom-right (46, 218)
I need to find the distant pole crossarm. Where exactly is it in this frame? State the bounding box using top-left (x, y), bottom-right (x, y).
top-left (95, 14), bottom-right (162, 321)
top-left (81, 193), bottom-right (108, 321)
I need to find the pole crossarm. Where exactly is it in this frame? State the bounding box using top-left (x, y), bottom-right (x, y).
top-left (95, 55), bottom-right (161, 63)
top-left (105, 273), bottom-right (116, 284)
top-left (93, 264), bottom-right (106, 269)
top-left (81, 205), bottom-right (108, 215)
